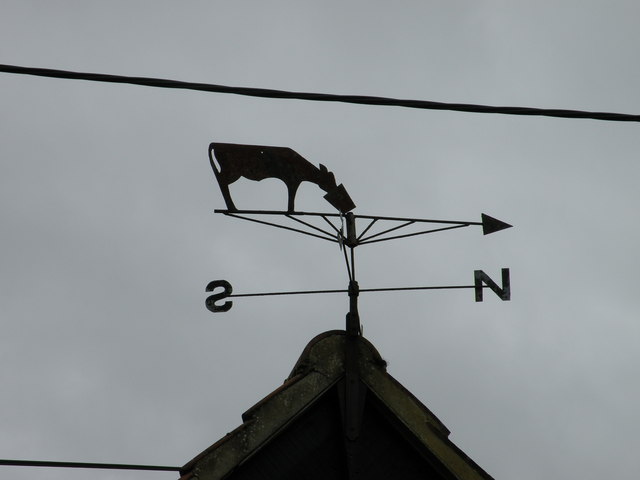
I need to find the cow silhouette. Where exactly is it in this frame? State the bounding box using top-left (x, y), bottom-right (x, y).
top-left (209, 142), bottom-right (355, 213)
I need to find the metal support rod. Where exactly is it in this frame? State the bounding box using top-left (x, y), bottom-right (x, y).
top-left (347, 280), bottom-right (360, 336)
top-left (356, 218), bottom-right (378, 241)
top-left (320, 215), bottom-right (342, 235)
top-left (285, 214), bottom-right (337, 238)
top-left (350, 248), bottom-right (356, 282)
top-left (225, 213), bottom-right (338, 243)
top-left (359, 223), bottom-right (469, 245)
top-left (344, 279), bottom-right (364, 448)
top-left (343, 245), bottom-right (353, 282)
top-left (358, 220), bottom-right (415, 243)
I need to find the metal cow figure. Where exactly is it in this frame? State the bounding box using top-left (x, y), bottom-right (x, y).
top-left (209, 142), bottom-right (355, 213)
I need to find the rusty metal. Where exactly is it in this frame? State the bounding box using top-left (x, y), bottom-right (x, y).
top-left (324, 183), bottom-right (356, 214)
top-left (209, 143), bottom-right (355, 213)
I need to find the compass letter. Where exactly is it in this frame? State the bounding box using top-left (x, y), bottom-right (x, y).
top-left (206, 280), bottom-right (233, 313)
top-left (474, 269), bottom-right (510, 302)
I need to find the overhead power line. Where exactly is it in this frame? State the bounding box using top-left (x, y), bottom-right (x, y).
top-left (0, 458), bottom-right (180, 472)
top-left (1, 63), bottom-right (639, 123)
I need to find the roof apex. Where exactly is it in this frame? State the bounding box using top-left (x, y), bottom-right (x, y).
top-left (180, 331), bottom-right (493, 480)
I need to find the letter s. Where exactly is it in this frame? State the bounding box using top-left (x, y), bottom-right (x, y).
top-left (205, 280), bottom-right (233, 313)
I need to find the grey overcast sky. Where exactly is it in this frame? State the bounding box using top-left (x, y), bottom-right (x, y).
top-left (1, 2), bottom-right (640, 479)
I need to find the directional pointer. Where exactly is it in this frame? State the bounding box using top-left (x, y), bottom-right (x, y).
top-left (481, 213), bottom-right (512, 235)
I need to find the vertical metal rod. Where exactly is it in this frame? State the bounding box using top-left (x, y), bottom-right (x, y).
top-left (342, 212), bottom-right (364, 458)
top-left (342, 245), bottom-right (353, 282)
top-left (344, 212), bottom-right (358, 282)
top-left (344, 279), bottom-right (363, 451)
top-left (345, 212), bottom-right (357, 248)
top-left (347, 280), bottom-right (360, 335)
top-left (350, 247), bottom-right (356, 281)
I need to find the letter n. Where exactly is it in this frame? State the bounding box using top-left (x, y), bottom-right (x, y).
top-left (474, 268), bottom-right (510, 302)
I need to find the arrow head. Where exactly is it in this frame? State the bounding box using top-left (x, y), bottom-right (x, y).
top-left (481, 213), bottom-right (512, 235)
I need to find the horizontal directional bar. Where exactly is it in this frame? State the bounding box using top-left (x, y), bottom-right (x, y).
top-left (228, 284), bottom-right (490, 298)
top-left (230, 288), bottom-right (347, 298)
top-left (355, 213), bottom-right (479, 225)
top-left (215, 209), bottom-right (481, 226)
top-left (214, 210), bottom-right (510, 248)
top-left (206, 270), bottom-right (510, 312)
top-left (215, 209), bottom-right (338, 216)
top-left (0, 459), bottom-right (180, 471)
top-left (361, 285), bottom-right (478, 293)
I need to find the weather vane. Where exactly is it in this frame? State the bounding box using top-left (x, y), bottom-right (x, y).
top-left (205, 142), bottom-right (512, 334)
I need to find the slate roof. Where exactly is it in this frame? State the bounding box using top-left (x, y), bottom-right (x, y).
top-left (179, 330), bottom-right (494, 480)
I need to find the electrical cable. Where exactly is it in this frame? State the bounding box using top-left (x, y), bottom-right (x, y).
top-left (0, 458), bottom-right (180, 471)
top-left (1, 63), bottom-right (640, 122)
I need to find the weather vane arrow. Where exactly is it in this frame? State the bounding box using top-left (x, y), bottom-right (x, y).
top-left (480, 213), bottom-right (512, 235)
top-left (205, 142), bottom-right (513, 319)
